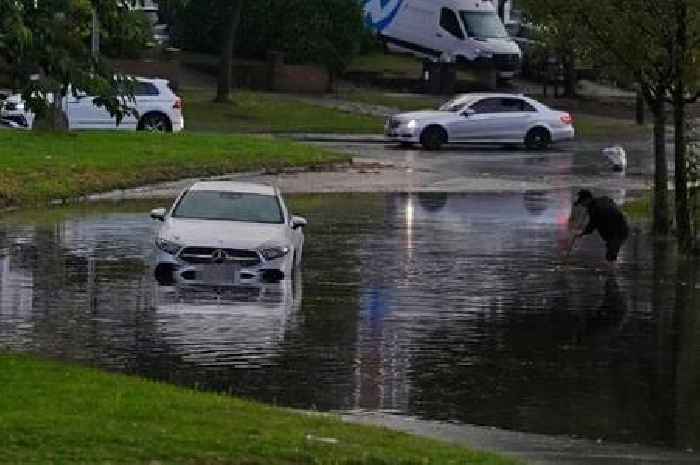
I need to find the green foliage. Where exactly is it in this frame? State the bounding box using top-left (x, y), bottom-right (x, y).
top-left (101, 9), bottom-right (153, 59)
top-left (181, 88), bottom-right (381, 134)
top-left (0, 355), bottom-right (519, 465)
top-left (174, 0), bottom-right (365, 75)
top-left (0, 0), bottom-right (141, 129)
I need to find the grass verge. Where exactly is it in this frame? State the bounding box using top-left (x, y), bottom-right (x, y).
top-left (0, 355), bottom-right (519, 465)
top-left (0, 131), bottom-right (349, 207)
top-left (181, 89), bottom-right (382, 134)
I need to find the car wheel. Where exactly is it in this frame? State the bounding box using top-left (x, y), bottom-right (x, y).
top-left (420, 126), bottom-right (447, 151)
top-left (138, 113), bottom-right (172, 133)
top-left (525, 127), bottom-right (551, 150)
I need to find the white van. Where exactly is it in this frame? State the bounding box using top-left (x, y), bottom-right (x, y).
top-left (363, 0), bottom-right (522, 79)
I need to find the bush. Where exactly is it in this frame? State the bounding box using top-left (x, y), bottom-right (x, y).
top-left (102, 10), bottom-right (153, 59)
top-left (174, 0), bottom-right (365, 75)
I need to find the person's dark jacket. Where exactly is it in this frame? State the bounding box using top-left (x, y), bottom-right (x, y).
top-left (581, 196), bottom-right (629, 242)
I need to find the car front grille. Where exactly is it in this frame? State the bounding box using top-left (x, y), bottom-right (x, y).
top-left (178, 247), bottom-right (261, 266)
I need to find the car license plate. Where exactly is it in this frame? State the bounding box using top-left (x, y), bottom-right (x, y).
top-left (198, 264), bottom-right (239, 284)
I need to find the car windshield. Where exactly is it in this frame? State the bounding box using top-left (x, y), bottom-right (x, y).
top-left (172, 191), bottom-right (284, 223)
top-left (439, 97), bottom-right (470, 112)
top-left (460, 11), bottom-right (508, 39)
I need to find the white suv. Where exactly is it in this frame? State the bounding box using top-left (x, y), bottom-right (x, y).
top-left (0, 78), bottom-right (184, 132)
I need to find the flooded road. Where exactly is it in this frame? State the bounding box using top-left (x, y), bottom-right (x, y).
top-left (0, 192), bottom-right (699, 455)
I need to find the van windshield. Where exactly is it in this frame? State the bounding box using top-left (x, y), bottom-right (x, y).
top-left (460, 11), bottom-right (508, 39)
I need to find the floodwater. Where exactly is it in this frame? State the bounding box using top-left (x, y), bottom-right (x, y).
top-left (0, 192), bottom-right (699, 452)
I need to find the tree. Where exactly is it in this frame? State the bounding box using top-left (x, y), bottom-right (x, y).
top-left (523, 0), bottom-right (700, 251)
top-left (173, 0), bottom-right (365, 87)
top-left (1, 0), bottom-right (139, 131)
top-left (519, 0), bottom-right (584, 98)
top-left (215, 0), bottom-right (243, 103)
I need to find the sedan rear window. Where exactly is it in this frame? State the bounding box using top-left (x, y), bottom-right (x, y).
top-left (173, 191), bottom-right (284, 224)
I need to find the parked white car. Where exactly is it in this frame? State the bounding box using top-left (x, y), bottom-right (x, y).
top-left (151, 181), bottom-right (307, 286)
top-left (385, 93), bottom-right (575, 150)
top-left (0, 78), bottom-right (184, 132)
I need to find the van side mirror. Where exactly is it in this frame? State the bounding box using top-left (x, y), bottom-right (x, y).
top-left (462, 108), bottom-right (476, 117)
top-left (150, 208), bottom-right (167, 221)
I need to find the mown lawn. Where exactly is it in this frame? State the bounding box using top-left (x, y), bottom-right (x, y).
top-left (0, 130), bottom-right (349, 207)
top-left (0, 355), bottom-right (520, 465)
top-left (181, 89), bottom-right (382, 134)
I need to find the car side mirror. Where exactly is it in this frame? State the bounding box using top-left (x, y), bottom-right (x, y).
top-left (150, 208), bottom-right (167, 221)
top-left (291, 216), bottom-right (308, 229)
top-left (462, 108), bottom-right (476, 117)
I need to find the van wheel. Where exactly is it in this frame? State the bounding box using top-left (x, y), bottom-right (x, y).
top-left (525, 127), bottom-right (551, 150)
top-left (138, 113), bottom-right (172, 133)
top-left (420, 126), bottom-right (447, 151)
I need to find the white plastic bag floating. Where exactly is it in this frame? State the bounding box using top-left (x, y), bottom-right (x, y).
top-left (602, 146), bottom-right (627, 172)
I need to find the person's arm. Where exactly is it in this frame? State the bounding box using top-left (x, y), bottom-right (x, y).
top-left (578, 208), bottom-right (598, 237)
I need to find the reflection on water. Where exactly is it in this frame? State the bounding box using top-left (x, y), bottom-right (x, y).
top-left (0, 193), bottom-right (698, 452)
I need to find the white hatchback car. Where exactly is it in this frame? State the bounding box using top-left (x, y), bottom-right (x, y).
top-left (151, 181), bottom-right (307, 286)
top-left (0, 78), bottom-right (184, 132)
top-left (385, 93), bottom-right (575, 150)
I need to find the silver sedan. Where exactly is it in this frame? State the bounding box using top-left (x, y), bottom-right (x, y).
top-left (385, 93), bottom-right (575, 150)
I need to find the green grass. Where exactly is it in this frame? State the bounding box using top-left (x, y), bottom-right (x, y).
top-left (571, 114), bottom-right (650, 140)
top-left (0, 355), bottom-right (519, 465)
top-left (623, 191), bottom-right (700, 228)
top-left (182, 89), bottom-right (382, 134)
top-left (0, 131), bottom-right (349, 207)
top-left (337, 88), bottom-right (445, 112)
top-left (348, 52), bottom-right (425, 79)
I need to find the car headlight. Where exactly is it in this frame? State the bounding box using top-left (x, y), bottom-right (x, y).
top-left (406, 120), bottom-right (417, 129)
top-left (259, 245), bottom-right (290, 261)
top-left (155, 238), bottom-right (182, 255)
top-left (475, 48), bottom-right (493, 59)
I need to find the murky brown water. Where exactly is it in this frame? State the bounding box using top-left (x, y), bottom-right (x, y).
top-left (0, 192), bottom-right (698, 451)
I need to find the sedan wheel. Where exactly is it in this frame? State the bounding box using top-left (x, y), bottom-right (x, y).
top-left (420, 126), bottom-right (447, 151)
top-left (525, 127), bottom-right (551, 150)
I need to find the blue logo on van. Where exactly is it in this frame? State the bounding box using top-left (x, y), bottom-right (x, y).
top-left (363, 0), bottom-right (404, 33)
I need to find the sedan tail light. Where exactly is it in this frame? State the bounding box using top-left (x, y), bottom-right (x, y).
top-left (173, 97), bottom-right (183, 110)
top-left (560, 113), bottom-right (574, 125)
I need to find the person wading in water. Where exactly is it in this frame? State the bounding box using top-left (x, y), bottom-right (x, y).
top-left (567, 189), bottom-right (629, 264)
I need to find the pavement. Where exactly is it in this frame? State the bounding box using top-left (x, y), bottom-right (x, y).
top-left (341, 411), bottom-right (700, 465)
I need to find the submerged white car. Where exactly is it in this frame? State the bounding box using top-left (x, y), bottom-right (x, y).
top-left (151, 181), bottom-right (307, 286)
top-left (385, 93), bottom-right (575, 150)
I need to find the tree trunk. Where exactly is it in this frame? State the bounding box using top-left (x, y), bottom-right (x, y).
top-left (635, 88), bottom-right (645, 125)
top-left (562, 51), bottom-right (577, 98)
top-left (673, 92), bottom-right (692, 252)
top-left (215, 0), bottom-right (243, 103)
top-left (650, 91), bottom-right (671, 235)
top-left (671, 0), bottom-right (692, 252)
